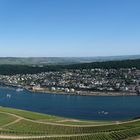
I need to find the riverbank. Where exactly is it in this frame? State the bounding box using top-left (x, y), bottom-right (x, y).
top-left (0, 83), bottom-right (138, 96)
top-left (30, 89), bottom-right (137, 96)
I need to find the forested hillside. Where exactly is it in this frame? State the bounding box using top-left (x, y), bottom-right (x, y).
top-left (0, 59), bottom-right (139, 75)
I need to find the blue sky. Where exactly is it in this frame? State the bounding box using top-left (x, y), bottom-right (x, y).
top-left (0, 0), bottom-right (140, 57)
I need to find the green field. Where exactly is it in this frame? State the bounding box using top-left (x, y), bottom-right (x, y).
top-left (0, 106), bottom-right (139, 140)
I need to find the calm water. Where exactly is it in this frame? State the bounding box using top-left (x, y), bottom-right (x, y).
top-left (0, 86), bottom-right (140, 120)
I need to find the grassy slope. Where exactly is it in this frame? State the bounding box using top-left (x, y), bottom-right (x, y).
top-left (0, 107), bottom-right (111, 125)
top-left (0, 106), bottom-right (61, 121)
top-left (0, 106), bottom-right (140, 140)
top-left (0, 112), bottom-right (17, 127)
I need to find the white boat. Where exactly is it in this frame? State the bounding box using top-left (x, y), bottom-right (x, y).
top-left (16, 88), bottom-right (24, 92)
top-left (6, 94), bottom-right (11, 98)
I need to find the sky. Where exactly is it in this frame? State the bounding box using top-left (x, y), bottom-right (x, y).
top-left (0, 0), bottom-right (140, 57)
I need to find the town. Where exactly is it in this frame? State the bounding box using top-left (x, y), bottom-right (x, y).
top-left (0, 68), bottom-right (140, 96)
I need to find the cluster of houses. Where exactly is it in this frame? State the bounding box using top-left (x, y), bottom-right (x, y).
top-left (0, 68), bottom-right (140, 95)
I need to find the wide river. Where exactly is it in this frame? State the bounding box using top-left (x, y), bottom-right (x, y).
top-left (0, 86), bottom-right (140, 121)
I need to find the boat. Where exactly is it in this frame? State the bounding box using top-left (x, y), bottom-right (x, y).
top-left (6, 94), bottom-right (11, 98)
top-left (16, 88), bottom-right (24, 92)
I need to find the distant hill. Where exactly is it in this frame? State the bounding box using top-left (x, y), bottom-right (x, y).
top-left (0, 55), bottom-right (139, 65)
top-left (0, 59), bottom-right (140, 75)
top-left (65, 59), bottom-right (140, 69)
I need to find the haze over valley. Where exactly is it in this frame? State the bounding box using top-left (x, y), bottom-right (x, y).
top-left (0, 55), bottom-right (140, 65)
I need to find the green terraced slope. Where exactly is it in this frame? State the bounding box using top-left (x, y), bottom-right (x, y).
top-left (0, 106), bottom-right (139, 140)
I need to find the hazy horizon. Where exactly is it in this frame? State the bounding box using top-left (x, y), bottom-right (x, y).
top-left (0, 54), bottom-right (139, 58)
top-left (0, 0), bottom-right (140, 57)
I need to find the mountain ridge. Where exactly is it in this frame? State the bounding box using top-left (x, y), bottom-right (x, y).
top-left (0, 55), bottom-right (139, 65)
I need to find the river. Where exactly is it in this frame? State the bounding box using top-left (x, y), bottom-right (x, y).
top-left (0, 86), bottom-right (140, 120)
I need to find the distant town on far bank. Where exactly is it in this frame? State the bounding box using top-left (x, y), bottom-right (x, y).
top-left (0, 55), bottom-right (140, 96)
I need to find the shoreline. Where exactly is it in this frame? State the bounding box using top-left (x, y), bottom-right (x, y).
top-left (0, 83), bottom-right (138, 96)
top-left (0, 84), bottom-right (140, 122)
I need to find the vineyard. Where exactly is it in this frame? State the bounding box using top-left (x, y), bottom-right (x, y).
top-left (0, 107), bottom-right (139, 140)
